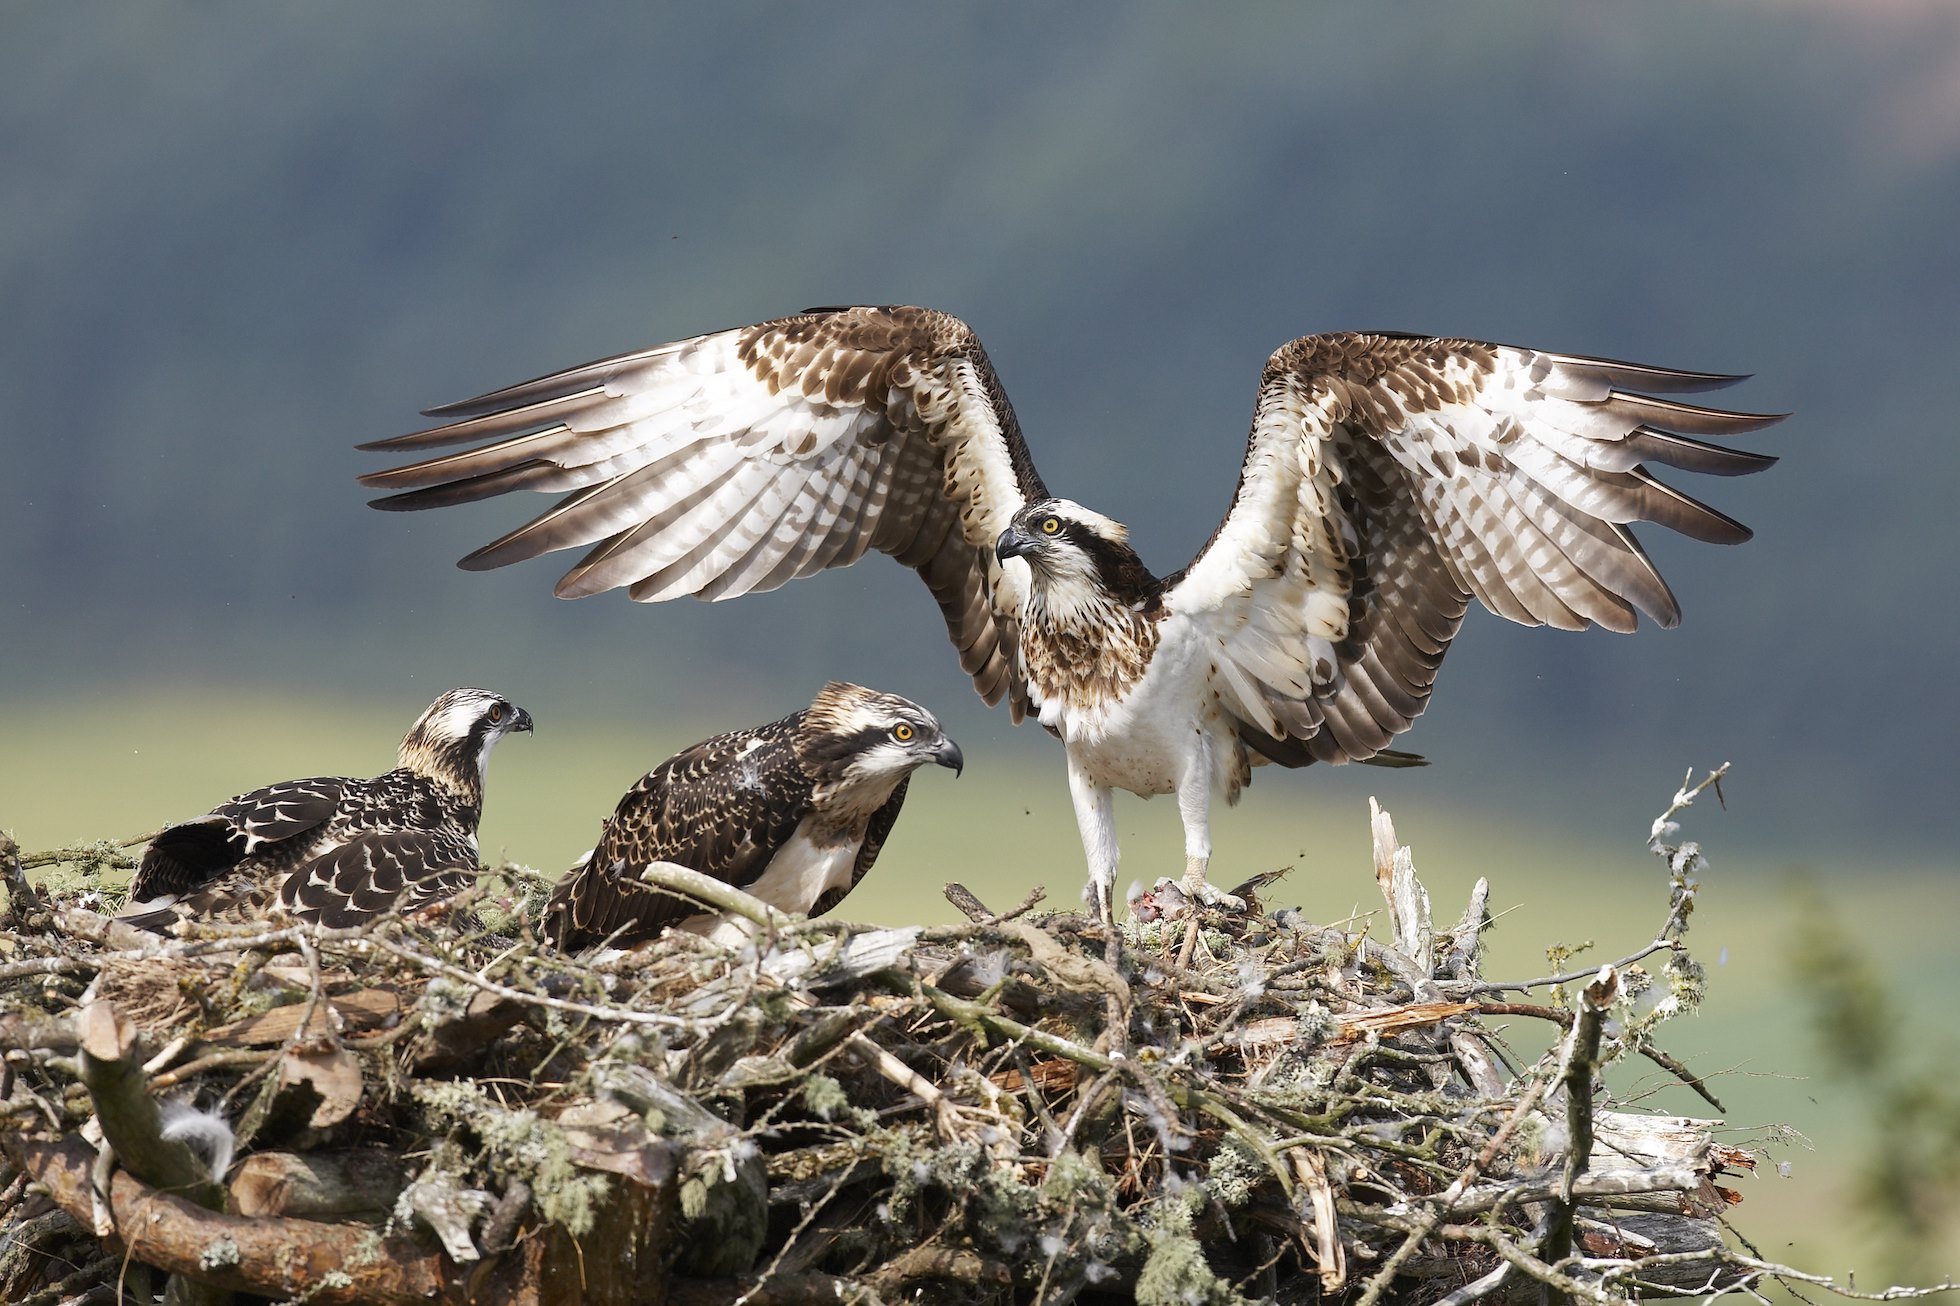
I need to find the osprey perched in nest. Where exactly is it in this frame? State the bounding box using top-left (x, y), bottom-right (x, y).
top-left (543, 682), bottom-right (962, 950)
top-left (118, 688), bottom-right (532, 931)
top-left (361, 305), bottom-right (1779, 920)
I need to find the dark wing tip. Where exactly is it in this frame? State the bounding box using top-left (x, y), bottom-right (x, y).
top-left (1549, 350), bottom-right (1761, 394)
top-left (418, 389), bottom-right (520, 420)
top-left (366, 489), bottom-right (435, 511)
top-left (458, 542), bottom-right (530, 573)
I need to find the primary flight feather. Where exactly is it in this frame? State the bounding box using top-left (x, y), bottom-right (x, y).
top-left (361, 305), bottom-right (1778, 919)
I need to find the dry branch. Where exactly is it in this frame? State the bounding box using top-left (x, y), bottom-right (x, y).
top-left (76, 1000), bottom-right (228, 1211)
top-left (2, 1132), bottom-right (448, 1304)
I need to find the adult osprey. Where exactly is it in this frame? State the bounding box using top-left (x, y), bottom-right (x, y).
top-left (361, 306), bottom-right (1779, 919)
top-left (543, 682), bottom-right (963, 950)
top-left (118, 688), bottom-right (532, 931)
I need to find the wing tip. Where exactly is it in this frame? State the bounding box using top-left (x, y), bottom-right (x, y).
top-left (419, 391), bottom-right (507, 420)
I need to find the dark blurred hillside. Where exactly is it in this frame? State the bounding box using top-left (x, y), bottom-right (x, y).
top-left (4, 3), bottom-right (1957, 857)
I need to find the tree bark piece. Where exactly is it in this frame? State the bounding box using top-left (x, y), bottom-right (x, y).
top-left (409, 989), bottom-right (527, 1073)
top-left (228, 1150), bottom-right (408, 1220)
top-left (205, 988), bottom-right (403, 1047)
top-left (76, 1000), bottom-right (228, 1211)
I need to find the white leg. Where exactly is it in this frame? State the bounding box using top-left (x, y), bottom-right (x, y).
top-left (1066, 753), bottom-right (1119, 924)
top-left (1175, 754), bottom-right (1213, 888)
top-left (1176, 749), bottom-right (1242, 910)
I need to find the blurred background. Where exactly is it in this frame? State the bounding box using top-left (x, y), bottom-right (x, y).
top-left (5, 2), bottom-right (1958, 1281)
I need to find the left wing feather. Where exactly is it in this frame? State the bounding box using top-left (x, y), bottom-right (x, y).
top-left (1167, 332), bottom-right (1779, 766)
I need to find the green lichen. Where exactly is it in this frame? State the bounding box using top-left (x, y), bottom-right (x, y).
top-left (1204, 1135), bottom-right (1266, 1208)
top-left (1134, 1190), bottom-right (1248, 1306)
top-left (1039, 1147), bottom-right (1105, 1205)
top-left (412, 1081), bottom-right (610, 1237)
top-left (799, 1071), bottom-right (849, 1121)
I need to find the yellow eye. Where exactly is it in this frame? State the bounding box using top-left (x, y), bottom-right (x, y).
top-left (892, 723), bottom-right (915, 742)
top-left (487, 705), bottom-right (504, 724)
top-left (1040, 517), bottom-right (1061, 535)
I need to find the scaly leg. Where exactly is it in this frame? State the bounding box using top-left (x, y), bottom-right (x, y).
top-left (1066, 755), bottom-right (1119, 929)
top-left (1066, 753), bottom-right (1128, 1043)
top-left (1175, 750), bottom-right (1243, 911)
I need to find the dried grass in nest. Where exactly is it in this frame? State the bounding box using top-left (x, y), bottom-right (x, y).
top-left (0, 772), bottom-right (1948, 1305)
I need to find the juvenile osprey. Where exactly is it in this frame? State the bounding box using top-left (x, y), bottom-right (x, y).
top-left (361, 305), bottom-right (1779, 920)
top-left (118, 688), bottom-right (532, 931)
top-left (542, 682), bottom-right (962, 950)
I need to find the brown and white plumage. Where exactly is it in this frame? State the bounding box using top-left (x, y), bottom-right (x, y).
top-left (542, 682), bottom-right (962, 951)
top-left (118, 688), bottom-right (532, 931)
top-left (361, 305), bottom-right (1778, 917)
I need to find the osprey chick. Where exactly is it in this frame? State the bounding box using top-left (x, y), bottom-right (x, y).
top-left (543, 682), bottom-right (962, 950)
top-left (362, 305), bottom-right (1780, 921)
top-left (118, 687), bottom-right (532, 931)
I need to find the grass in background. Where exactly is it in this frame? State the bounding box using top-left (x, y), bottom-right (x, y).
top-left (6, 685), bottom-right (1958, 1284)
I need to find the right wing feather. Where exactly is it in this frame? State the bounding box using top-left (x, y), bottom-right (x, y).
top-left (362, 305), bottom-right (1046, 714)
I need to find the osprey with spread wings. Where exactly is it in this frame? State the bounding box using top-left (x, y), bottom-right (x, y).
top-left (361, 306), bottom-right (1778, 919)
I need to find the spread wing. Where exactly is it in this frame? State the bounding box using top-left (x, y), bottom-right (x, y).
top-left (361, 305), bottom-right (1046, 716)
top-left (543, 716), bottom-right (816, 949)
top-left (278, 828), bottom-right (480, 928)
top-left (1164, 332), bottom-right (1781, 765)
top-left (127, 777), bottom-right (347, 902)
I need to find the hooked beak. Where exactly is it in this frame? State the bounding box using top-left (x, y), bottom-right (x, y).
top-left (995, 525), bottom-right (1035, 562)
top-left (509, 707), bottom-right (535, 734)
top-left (934, 737), bottom-right (965, 777)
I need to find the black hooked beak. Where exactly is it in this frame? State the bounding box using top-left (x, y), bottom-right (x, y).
top-left (509, 706), bottom-right (535, 734)
top-left (995, 524), bottom-right (1035, 562)
top-left (934, 736), bottom-right (965, 777)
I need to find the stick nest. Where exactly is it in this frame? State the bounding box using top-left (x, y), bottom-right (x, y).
top-left (0, 771), bottom-right (1898, 1306)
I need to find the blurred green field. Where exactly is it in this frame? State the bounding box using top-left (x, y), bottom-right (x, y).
top-left (5, 686), bottom-right (1957, 1283)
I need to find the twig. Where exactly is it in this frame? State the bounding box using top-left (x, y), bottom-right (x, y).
top-left (1542, 966), bottom-right (1619, 1273)
top-left (1458, 936), bottom-right (1682, 997)
top-left (943, 881), bottom-right (1046, 925)
top-left (1433, 1262), bottom-right (1514, 1306)
top-left (1398, 1166), bottom-right (1709, 1218)
top-left (1351, 1059), bottom-right (1560, 1306)
top-left (361, 928), bottom-right (748, 1031)
top-left (1477, 1001), bottom-right (1727, 1111)
top-left (943, 882), bottom-right (993, 922)
top-left (1456, 765), bottom-right (1732, 998)
top-left (17, 830), bottom-right (157, 872)
top-left (0, 831), bottom-right (45, 921)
